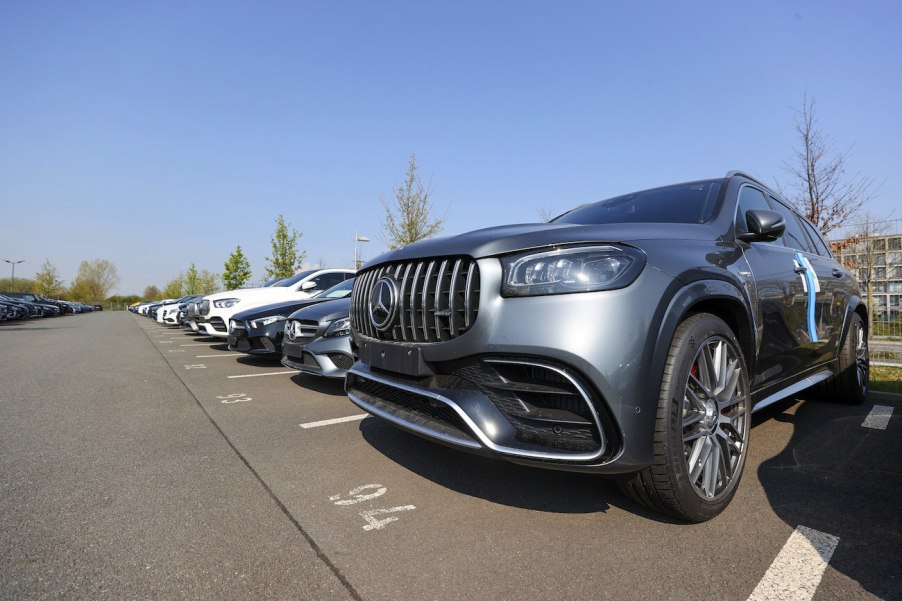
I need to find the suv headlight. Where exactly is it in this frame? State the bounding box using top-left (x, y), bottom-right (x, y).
top-left (213, 298), bottom-right (240, 308)
top-left (324, 317), bottom-right (350, 338)
top-left (251, 315), bottom-right (286, 328)
top-left (500, 245), bottom-right (646, 297)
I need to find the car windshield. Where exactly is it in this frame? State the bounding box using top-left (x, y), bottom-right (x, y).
top-left (262, 276), bottom-right (285, 287)
top-left (320, 277), bottom-right (356, 299)
top-left (274, 270), bottom-right (318, 287)
top-left (553, 180), bottom-right (722, 225)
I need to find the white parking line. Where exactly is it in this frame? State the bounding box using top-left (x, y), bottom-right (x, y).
top-left (227, 371), bottom-right (296, 379)
top-left (196, 354), bottom-right (244, 358)
top-left (300, 414), bottom-right (368, 429)
top-left (747, 526), bottom-right (839, 601)
top-left (862, 405), bottom-right (893, 430)
top-left (180, 343), bottom-right (212, 347)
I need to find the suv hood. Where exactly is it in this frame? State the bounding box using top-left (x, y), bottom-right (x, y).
top-left (364, 222), bottom-right (717, 267)
top-left (288, 297), bottom-right (350, 323)
top-left (232, 297), bottom-right (331, 321)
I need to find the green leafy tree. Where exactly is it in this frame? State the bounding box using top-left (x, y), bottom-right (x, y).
top-left (0, 277), bottom-right (35, 293)
top-left (34, 260), bottom-right (65, 296)
top-left (380, 154), bottom-right (445, 250)
top-left (222, 245), bottom-right (252, 290)
top-left (143, 285), bottom-right (161, 300)
top-left (183, 263), bottom-right (201, 294)
top-left (162, 276), bottom-right (184, 299)
top-left (197, 269), bottom-right (218, 294)
top-left (69, 259), bottom-right (119, 303)
top-left (265, 215), bottom-right (305, 278)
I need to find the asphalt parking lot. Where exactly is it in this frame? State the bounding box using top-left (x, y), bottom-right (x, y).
top-left (1, 312), bottom-right (900, 600)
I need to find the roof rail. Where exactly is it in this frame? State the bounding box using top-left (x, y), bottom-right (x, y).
top-left (724, 170), bottom-right (782, 196)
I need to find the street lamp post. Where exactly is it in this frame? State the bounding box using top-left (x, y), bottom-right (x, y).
top-left (354, 230), bottom-right (371, 270)
top-left (3, 259), bottom-right (25, 290)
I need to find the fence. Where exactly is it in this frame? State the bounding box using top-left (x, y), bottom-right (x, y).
top-left (871, 314), bottom-right (901, 368)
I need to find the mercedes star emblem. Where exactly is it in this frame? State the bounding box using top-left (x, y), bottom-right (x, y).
top-left (368, 276), bottom-right (399, 331)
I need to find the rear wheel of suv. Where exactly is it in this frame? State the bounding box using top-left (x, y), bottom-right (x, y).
top-left (620, 313), bottom-right (751, 522)
top-left (816, 312), bottom-right (869, 405)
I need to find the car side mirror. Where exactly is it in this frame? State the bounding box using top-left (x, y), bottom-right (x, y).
top-left (301, 281), bottom-right (318, 291)
top-left (739, 209), bottom-right (785, 242)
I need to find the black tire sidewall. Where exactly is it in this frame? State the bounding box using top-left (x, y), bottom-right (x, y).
top-left (659, 313), bottom-right (751, 522)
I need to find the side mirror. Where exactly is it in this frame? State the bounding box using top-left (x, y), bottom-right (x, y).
top-left (301, 281), bottom-right (318, 291)
top-left (739, 209), bottom-right (785, 242)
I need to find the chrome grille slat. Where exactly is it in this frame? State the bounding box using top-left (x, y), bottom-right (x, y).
top-left (449, 259), bottom-right (462, 335)
top-left (464, 262), bottom-right (476, 328)
top-left (433, 259), bottom-right (449, 340)
top-left (351, 257), bottom-right (480, 344)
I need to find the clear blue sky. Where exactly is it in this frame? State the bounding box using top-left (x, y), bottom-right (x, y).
top-left (1, 1), bottom-right (900, 296)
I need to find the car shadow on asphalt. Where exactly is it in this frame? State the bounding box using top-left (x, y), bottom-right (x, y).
top-left (289, 374), bottom-right (346, 396)
top-left (357, 417), bottom-right (684, 521)
top-left (234, 355), bottom-right (283, 367)
top-left (756, 394), bottom-right (902, 600)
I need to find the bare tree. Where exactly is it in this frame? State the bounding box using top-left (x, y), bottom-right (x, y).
top-left (380, 154), bottom-right (445, 250)
top-left (842, 214), bottom-right (891, 333)
top-left (782, 94), bottom-right (877, 238)
top-left (69, 259), bottom-right (119, 302)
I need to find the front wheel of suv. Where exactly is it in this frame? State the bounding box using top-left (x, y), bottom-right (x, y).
top-left (620, 313), bottom-right (751, 522)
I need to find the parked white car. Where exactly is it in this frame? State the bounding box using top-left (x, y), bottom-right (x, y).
top-left (195, 268), bottom-right (355, 338)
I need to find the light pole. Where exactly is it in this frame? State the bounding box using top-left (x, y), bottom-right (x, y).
top-left (3, 259), bottom-right (25, 290)
top-left (354, 230), bottom-right (371, 270)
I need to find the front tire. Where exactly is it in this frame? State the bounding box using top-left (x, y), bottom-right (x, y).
top-left (620, 313), bottom-right (751, 522)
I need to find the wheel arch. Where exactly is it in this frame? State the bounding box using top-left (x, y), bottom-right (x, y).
top-left (645, 280), bottom-right (755, 409)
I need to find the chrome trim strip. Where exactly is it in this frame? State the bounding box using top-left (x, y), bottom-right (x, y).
top-left (398, 263), bottom-right (412, 342)
top-left (464, 262), bottom-right (476, 329)
top-left (420, 261), bottom-right (435, 341)
top-left (751, 369), bottom-right (832, 412)
top-left (433, 259), bottom-right (449, 339)
top-left (348, 363), bottom-right (607, 462)
top-left (448, 259), bottom-right (462, 335)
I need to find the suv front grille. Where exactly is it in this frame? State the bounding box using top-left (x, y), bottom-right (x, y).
top-left (351, 257), bottom-right (480, 343)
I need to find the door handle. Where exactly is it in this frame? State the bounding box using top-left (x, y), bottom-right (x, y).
top-left (832, 269), bottom-right (843, 278)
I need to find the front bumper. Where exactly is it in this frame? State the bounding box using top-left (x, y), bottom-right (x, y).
top-left (347, 257), bottom-right (678, 474)
top-left (228, 322), bottom-right (283, 355)
top-left (282, 335), bottom-right (354, 379)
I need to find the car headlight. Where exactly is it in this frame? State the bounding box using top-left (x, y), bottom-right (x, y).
top-left (251, 315), bottom-right (286, 328)
top-left (500, 245), bottom-right (646, 297)
top-left (324, 317), bottom-right (350, 338)
top-left (213, 298), bottom-right (240, 308)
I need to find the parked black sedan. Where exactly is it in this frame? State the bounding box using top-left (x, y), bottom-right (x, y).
top-left (227, 278), bottom-right (355, 356)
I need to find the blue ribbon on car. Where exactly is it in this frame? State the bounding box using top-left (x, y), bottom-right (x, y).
top-left (795, 252), bottom-right (819, 343)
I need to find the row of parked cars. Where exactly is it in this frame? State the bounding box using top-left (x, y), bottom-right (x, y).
top-left (0, 292), bottom-right (99, 321)
top-left (132, 268), bottom-right (358, 379)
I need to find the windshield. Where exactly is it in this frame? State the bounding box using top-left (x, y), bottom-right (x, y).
top-left (274, 270), bottom-right (318, 287)
top-left (321, 277), bottom-right (356, 299)
top-left (553, 180), bottom-right (722, 225)
top-left (262, 276), bottom-right (284, 287)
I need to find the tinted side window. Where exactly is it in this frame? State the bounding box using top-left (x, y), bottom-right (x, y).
top-left (735, 186), bottom-right (774, 238)
top-left (768, 197), bottom-right (813, 252)
top-left (799, 217), bottom-right (833, 257)
top-left (311, 273), bottom-right (346, 291)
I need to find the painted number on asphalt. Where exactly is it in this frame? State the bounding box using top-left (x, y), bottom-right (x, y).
top-left (330, 484), bottom-right (415, 531)
top-left (218, 393), bottom-right (252, 404)
top-left (184, 364), bottom-right (207, 369)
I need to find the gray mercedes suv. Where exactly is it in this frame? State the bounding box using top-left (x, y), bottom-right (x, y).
top-left (346, 171), bottom-right (869, 522)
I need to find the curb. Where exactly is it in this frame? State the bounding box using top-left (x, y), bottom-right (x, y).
top-left (869, 390), bottom-right (902, 403)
